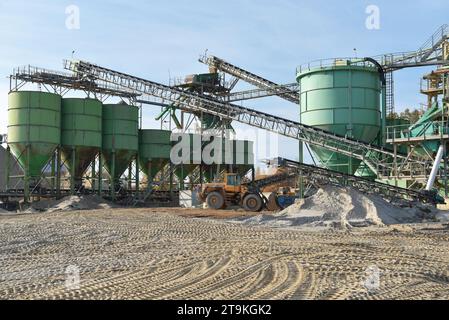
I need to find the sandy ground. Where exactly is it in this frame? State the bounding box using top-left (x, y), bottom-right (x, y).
top-left (1, 208), bottom-right (449, 300)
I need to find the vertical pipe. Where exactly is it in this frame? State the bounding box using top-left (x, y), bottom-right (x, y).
top-left (70, 147), bottom-right (76, 195)
top-left (381, 82), bottom-right (387, 145)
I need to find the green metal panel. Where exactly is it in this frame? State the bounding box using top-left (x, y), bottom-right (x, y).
top-left (297, 65), bottom-right (381, 174)
top-left (139, 129), bottom-right (171, 178)
top-left (61, 98), bottom-right (102, 180)
top-left (102, 103), bottom-right (138, 180)
top-left (7, 91), bottom-right (61, 177)
top-left (174, 133), bottom-right (198, 181)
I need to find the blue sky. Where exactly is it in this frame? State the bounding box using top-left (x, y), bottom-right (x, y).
top-left (0, 0), bottom-right (448, 164)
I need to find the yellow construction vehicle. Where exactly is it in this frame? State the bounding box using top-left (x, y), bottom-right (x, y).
top-left (198, 171), bottom-right (297, 212)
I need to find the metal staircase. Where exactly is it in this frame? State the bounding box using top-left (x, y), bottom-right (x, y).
top-left (376, 24), bottom-right (449, 71)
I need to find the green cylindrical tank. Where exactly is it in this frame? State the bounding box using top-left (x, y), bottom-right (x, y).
top-left (102, 103), bottom-right (139, 180)
top-left (61, 98), bottom-right (102, 183)
top-left (7, 91), bottom-right (61, 177)
top-left (139, 129), bottom-right (171, 180)
top-left (297, 63), bottom-right (381, 174)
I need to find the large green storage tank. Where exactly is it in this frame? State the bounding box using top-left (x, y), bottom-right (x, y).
top-left (7, 91), bottom-right (61, 177)
top-left (139, 129), bottom-right (171, 180)
top-left (297, 62), bottom-right (381, 174)
top-left (61, 98), bottom-right (102, 185)
top-left (102, 103), bottom-right (139, 181)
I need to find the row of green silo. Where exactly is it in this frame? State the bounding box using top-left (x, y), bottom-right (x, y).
top-left (7, 91), bottom-right (140, 199)
top-left (6, 91), bottom-right (254, 201)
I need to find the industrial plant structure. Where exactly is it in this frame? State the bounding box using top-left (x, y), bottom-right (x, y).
top-left (1, 24), bottom-right (449, 208)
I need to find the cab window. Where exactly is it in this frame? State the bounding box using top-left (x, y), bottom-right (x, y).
top-left (227, 175), bottom-right (238, 186)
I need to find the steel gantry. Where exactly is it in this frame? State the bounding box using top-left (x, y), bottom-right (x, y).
top-left (60, 59), bottom-right (435, 181)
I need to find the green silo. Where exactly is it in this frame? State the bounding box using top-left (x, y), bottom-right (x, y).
top-left (7, 91), bottom-right (61, 200)
top-left (297, 62), bottom-right (381, 174)
top-left (139, 129), bottom-right (171, 185)
top-left (61, 98), bottom-right (102, 192)
top-left (102, 103), bottom-right (139, 189)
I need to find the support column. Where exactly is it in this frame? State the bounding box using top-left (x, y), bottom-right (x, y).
top-left (5, 146), bottom-right (11, 191)
top-left (169, 161), bottom-right (174, 200)
top-left (24, 145), bottom-right (30, 203)
top-left (135, 157), bottom-right (140, 194)
top-left (91, 156), bottom-right (96, 192)
top-left (56, 147), bottom-right (61, 198)
top-left (111, 151), bottom-right (116, 201)
top-left (98, 152), bottom-right (103, 196)
top-left (50, 152), bottom-right (56, 195)
top-left (128, 162), bottom-right (132, 191)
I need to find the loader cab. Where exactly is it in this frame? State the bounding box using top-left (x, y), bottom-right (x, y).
top-left (224, 173), bottom-right (242, 193)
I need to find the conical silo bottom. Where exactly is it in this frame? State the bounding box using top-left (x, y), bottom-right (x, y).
top-left (61, 146), bottom-right (99, 181)
top-left (103, 150), bottom-right (136, 180)
top-left (140, 159), bottom-right (169, 180)
top-left (10, 144), bottom-right (57, 177)
top-left (310, 145), bottom-right (361, 175)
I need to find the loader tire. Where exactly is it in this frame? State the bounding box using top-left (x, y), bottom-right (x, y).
top-left (243, 193), bottom-right (263, 212)
top-left (206, 192), bottom-right (225, 210)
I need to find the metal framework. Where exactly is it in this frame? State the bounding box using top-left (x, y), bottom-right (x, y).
top-left (61, 60), bottom-right (435, 180)
top-left (199, 54), bottom-right (299, 103)
top-left (265, 158), bottom-right (439, 204)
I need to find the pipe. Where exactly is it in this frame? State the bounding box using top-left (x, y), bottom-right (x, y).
top-left (426, 145), bottom-right (445, 191)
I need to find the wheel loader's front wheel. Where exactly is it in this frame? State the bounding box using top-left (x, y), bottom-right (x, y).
top-left (243, 193), bottom-right (263, 212)
top-left (206, 192), bottom-right (225, 210)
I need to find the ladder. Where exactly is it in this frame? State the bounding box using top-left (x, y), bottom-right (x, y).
top-left (385, 71), bottom-right (395, 117)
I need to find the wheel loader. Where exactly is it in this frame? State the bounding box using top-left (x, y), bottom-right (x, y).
top-left (198, 171), bottom-right (297, 212)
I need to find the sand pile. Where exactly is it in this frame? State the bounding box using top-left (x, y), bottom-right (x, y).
top-left (238, 186), bottom-right (442, 229)
top-left (23, 195), bottom-right (118, 213)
